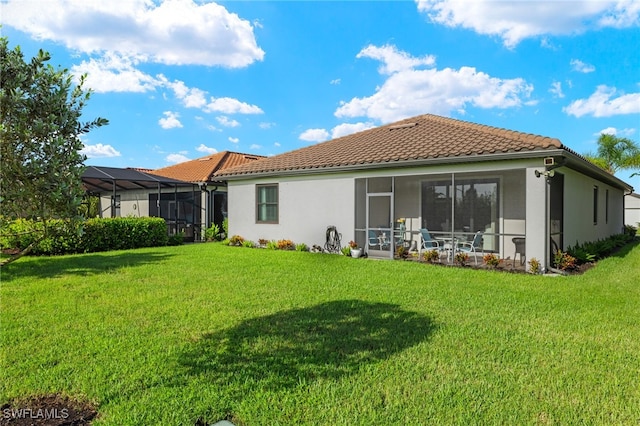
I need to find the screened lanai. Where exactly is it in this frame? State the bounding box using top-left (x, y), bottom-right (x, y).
top-left (354, 169), bottom-right (554, 266)
top-left (82, 166), bottom-right (200, 238)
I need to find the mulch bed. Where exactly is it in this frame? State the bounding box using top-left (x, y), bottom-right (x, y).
top-left (0, 395), bottom-right (97, 426)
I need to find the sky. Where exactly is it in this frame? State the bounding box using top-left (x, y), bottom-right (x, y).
top-left (1, 0), bottom-right (639, 188)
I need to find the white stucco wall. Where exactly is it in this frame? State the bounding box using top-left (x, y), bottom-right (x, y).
top-left (562, 168), bottom-right (625, 247)
top-left (227, 174), bottom-right (356, 247)
top-left (625, 193), bottom-right (640, 227)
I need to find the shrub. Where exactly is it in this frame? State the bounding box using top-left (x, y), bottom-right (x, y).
top-left (455, 251), bottom-right (469, 266)
top-left (1, 217), bottom-right (169, 255)
top-left (258, 238), bottom-right (269, 247)
top-left (295, 243), bottom-right (308, 252)
top-left (167, 232), bottom-right (184, 246)
top-left (228, 235), bottom-right (244, 246)
top-left (553, 249), bottom-right (577, 271)
top-left (242, 240), bottom-right (255, 248)
top-left (222, 217), bottom-right (229, 239)
top-left (266, 240), bottom-right (278, 250)
top-left (395, 245), bottom-right (408, 259)
top-left (348, 240), bottom-right (358, 249)
top-left (528, 257), bottom-right (541, 274)
top-left (482, 253), bottom-right (500, 268)
top-left (203, 224), bottom-right (220, 241)
top-left (422, 249), bottom-right (440, 263)
top-left (277, 239), bottom-right (295, 250)
top-left (341, 246), bottom-right (351, 256)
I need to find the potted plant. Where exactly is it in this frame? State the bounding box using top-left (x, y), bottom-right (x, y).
top-left (349, 240), bottom-right (362, 258)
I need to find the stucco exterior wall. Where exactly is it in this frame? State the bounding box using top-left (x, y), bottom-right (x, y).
top-left (625, 194), bottom-right (640, 227)
top-left (562, 168), bottom-right (625, 247)
top-left (228, 174), bottom-right (356, 247)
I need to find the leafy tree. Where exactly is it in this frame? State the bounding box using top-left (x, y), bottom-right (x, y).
top-left (0, 36), bottom-right (108, 266)
top-left (584, 133), bottom-right (640, 177)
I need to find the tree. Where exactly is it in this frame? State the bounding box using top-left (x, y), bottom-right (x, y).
top-left (584, 133), bottom-right (640, 176)
top-left (0, 36), bottom-right (108, 266)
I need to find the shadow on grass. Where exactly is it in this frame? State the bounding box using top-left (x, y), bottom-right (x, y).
top-left (178, 300), bottom-right (436, 392)
top-left (0, 250), bottom-right (174, 281)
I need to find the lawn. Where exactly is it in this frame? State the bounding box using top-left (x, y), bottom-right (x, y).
top-left (1, 242), bottom-right (639, 425)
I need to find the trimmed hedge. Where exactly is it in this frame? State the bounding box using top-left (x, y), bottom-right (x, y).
top-left (1, 217), bottom-right (169, 255)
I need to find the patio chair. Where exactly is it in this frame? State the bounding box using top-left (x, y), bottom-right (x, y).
top-left (420, 228), bottom-right (443, 253)
top-left (368, 230), bottom-right (390, 251)
top-left (456, 231), bottom-right (483, 265)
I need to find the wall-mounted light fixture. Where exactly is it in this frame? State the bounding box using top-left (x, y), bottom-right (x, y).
top-left (534, 169), bottom-right (555, 178)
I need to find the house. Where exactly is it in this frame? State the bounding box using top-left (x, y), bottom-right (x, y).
top-left (82, 151), bottom-right (264, 240)
top-left (625, 193), bottom-right (640, 227)
top-left (215, 114), bottom-right (633, 272)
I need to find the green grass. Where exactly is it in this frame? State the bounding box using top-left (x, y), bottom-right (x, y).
top-left (1, 242), bottom-right (640, 425)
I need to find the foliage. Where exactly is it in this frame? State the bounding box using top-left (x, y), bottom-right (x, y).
top-left (203, 224), bottom-right (221, 242)
top-left (295, 243), bottom-right (308, 252)
top-left (0, 36), bottom-right (108, 266)
top-left (228, 235), bottom-right (245, 246)
top-left (340, 246), bottom-right (352, 256)
top-left (167, 232), bottom-right (185, 246)
top-left (527, 257), bottom-right (541, 274)
top-left (266, 240), bottom-right (278, 250)
top-left (566, 232), bottom-right (634, 264)
top-left (422, 249), bottom-right (440, 263)
top-left (258, 238), bottom-right (269, 247)
top-left (348, 240), bottom-right (358, 249)
top-left (482, 253), bottom-right (500, 268)
top-left (0, 217), bottom-right (169, 255)
top-left (583, 133), bottom-right (640, 175)
top-left (222, 217), bottom-right (229, 238)
top-left (242, 240), bottom-right (255, 248)
top-left (454, 251), bottom-right (469, 266)
top-left (277, 239), bottom-right (295, 250)
top-left (553, 249), bottom-right (577, 271)
top-left (623, 224), bottom-right (637, 237)
top-left (395, 245), bottom-right (408, 259)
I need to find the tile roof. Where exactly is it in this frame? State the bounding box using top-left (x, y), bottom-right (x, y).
top-left (216, 114), bottom-right (565, 177)
top-left (150, 151), bottom-right (265, 182)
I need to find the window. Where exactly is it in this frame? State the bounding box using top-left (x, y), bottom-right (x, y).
top-left (593, 185), bottom-right (598, 225)
top-left (605, 189), bottom-right (609, 224)
top-left (256, 184), bottom-right (278, 223)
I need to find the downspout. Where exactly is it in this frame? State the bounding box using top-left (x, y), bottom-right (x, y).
top-left (112, 179), bottom-right (116, 218)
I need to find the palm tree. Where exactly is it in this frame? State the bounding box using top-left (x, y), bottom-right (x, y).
top-left (584, 133), bottom-right (640, 176)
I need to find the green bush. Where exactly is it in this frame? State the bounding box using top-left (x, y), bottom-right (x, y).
top-left (203, 223), bottom-right (221, 241)
top-left (566, 232), bottom-right (635, 264)
top-left (1, 217), bottom-right (169, 255)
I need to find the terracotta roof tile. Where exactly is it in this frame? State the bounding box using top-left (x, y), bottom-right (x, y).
top-left (150, 151), bottom-right (266, 182)
top-left (216, 114), bottom-right (564, 178)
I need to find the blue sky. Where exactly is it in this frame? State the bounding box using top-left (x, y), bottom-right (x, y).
top-left (2, 0), bottom-right (639, 187)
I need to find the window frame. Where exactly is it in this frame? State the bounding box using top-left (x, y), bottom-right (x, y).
top-left (593, 185), bottom-right (598, 225)
top-left (256, 184), bottom-right (279, 224)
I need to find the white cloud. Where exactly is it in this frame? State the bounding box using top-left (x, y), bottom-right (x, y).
top-left (571, 59), bottom-right (596, 73)
top-left (274, 142), bottom-right (281, 147)
top-left (166, 153), bottom-right (190, 164)
top-left (259, 122), bottom-right (276, 129)
top-left (204, 97), bottom-right (263, 114)
top-left (158, 111), bottom-right (183, 129)
top-left (196, 144), bottom-right (218, 154)
top-left (216, 116), bottom-right (241, 127)
top-left (416, 0), bottom-right (639, 48)
top-left (299, 128), bottom-right (330, 142)
top-left (71, 53), bottom-right (159, 93)
top-left (335, 45), bottom-right (533, 123)
top-left (330, 78), bottom-right (341, 85)
top-left (563, 85), bottom-right (640, 117)
top-left (357, 44), bottom-right (436, 74)
top-left (594, 127), bottom-right (636, 137)
top-left (228, 137), bottom-right (239, 143)
top-left (81, 143), bottom-right (121, 158)
top-left (331, 122), bottom-right (376, 139)
top-left (549, 81), bottom-right (564, 99)
top-left (2, 0), bottom-right (264, 67)
top-left (250, 144), bottom-right (262, 150)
